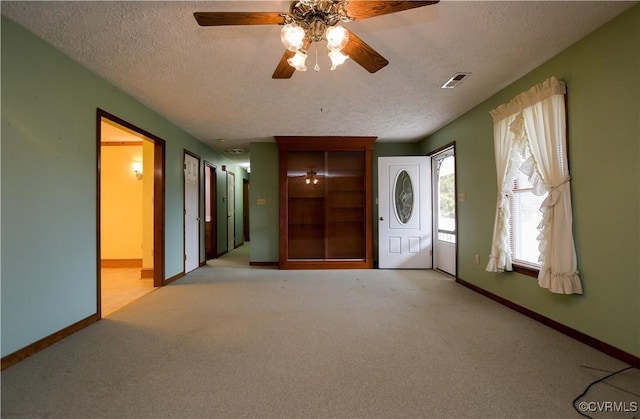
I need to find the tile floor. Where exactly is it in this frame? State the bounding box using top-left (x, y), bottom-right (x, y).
top-left (100, 267), bottom-right (156, 317)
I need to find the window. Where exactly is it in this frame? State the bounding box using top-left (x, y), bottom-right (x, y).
top-left (486, 77), bottom-right (581, 294)
top-left (509, 170), bottom-right (545, 270)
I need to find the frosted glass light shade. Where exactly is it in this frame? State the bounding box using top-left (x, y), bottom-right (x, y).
top-left (325, 25), bottom-right (349, 51)
top-left (287, 50), bottom-right (308, 71)
top-left (280, 23), bottom-right (306, 52)
top-left (328, 49), bottom-right (349, 70)
top-left (132, 161), bottom-right (143, 179)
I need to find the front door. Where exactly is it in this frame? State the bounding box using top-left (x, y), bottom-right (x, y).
top-left (378, 156), bottom-right (432, 269)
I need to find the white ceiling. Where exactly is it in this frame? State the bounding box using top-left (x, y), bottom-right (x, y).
top-left (2, 1), bottom-right (636, 164)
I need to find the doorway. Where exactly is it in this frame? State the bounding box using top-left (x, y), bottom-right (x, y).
top-left (205, 163), bottom-right (218, 260)
top-left (97, 110), bottom-right (165, 317)
top-left (431, 145), bottom-right (457, 276)
top-left (243, 178), bottom-right (250, 242)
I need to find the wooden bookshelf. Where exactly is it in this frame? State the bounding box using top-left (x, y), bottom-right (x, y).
top-left (276, 137), bottom-right (375, 269)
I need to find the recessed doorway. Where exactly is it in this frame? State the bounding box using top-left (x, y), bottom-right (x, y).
top-left (205, 163), bottom-right (218, 260)
top-left (97, 110), bottom-right (165, 317)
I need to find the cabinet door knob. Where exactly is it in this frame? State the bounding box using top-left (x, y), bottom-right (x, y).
top-left (379, 217), bottom-right (384, 221)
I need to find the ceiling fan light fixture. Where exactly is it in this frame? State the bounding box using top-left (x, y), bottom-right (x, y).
top-left (195, 1), bottom-right (439, 78)
top-left (328, 49), bottom-right (349, 70)
top-left (325, 25), bottom-right (349, 51)
top-left (280, 23), bottom-right (306, 51)
top-left (287, 50), bottom-right (308, 71)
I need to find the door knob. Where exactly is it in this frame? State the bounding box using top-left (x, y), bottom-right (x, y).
top-left (379, 217), bottom-right (384, 221)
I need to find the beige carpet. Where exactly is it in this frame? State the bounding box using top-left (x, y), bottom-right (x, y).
top-left (1, 243), bottom-right (638, 418)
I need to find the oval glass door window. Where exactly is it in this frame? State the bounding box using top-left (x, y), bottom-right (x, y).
top-left (393, 170), bottom-right (414, 224)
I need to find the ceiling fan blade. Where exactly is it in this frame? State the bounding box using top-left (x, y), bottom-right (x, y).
top-left (342, 30), bottom-right (389, 73)
top-left (272, 50), bottom-right (297, 79)
top-left (194, 12), bottom-right (285, 26)
top-left (344, 1), bottom-right (439, 20)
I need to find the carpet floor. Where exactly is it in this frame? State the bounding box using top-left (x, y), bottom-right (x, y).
top-left (1, 243), bottom-right (638, 418)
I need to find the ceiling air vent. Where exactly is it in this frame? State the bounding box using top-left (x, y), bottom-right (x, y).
top-left (223, 148), bottom-right (247, 155)
top-left (441, 72), bottom-right (470, 89)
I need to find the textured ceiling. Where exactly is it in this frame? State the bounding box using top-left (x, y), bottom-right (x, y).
top-left (2, 1), bottom-right (636, 164)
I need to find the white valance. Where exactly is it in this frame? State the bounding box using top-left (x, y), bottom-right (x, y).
top-left (490, 77), bottom-right (567, 123)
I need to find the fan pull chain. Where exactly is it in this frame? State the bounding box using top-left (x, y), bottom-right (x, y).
top-left (314, 43), bottom-right (320, 72)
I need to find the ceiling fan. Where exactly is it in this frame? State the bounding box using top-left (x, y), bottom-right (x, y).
top-left (194, 0), bottom-right (439, 79)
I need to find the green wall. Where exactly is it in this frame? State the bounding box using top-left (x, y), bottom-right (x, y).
top-left (418, 5), bottom-right (639, 356)
top-left (248, 143), bottom-right (280, 263)
top-left (1, 17), bottom-right (247, 357)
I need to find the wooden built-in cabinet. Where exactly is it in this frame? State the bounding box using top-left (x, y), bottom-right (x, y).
top-left (276, 136), bottom-right (375, 269)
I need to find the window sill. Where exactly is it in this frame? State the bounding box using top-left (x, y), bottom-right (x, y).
top-left (513, 264), bottom-right (539, 278)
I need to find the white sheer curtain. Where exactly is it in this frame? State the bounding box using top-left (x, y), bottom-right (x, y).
top-left (485, 114), bottom-right (517, 272)
top-left (486, 77), bottom-right (582, 294)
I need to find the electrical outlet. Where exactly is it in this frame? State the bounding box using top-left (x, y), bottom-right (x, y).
top-left (475, 254), bottom-right (480, 265)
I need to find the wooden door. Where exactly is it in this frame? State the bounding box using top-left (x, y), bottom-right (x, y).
top-left (243, 179), bottom-right (250, 242)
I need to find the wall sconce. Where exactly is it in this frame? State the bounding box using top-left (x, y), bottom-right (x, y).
top-left (132, 161), bottom-right (143, 180)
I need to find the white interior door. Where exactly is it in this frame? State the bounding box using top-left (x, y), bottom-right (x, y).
top-left (432, 149), bottom-right (457, 276)
top-left (184, 153), bottom-right (199, 273)
top-left (227, 171), bottom-right (235, 252)
top-left (378, 156), bottom-right (432, 269)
